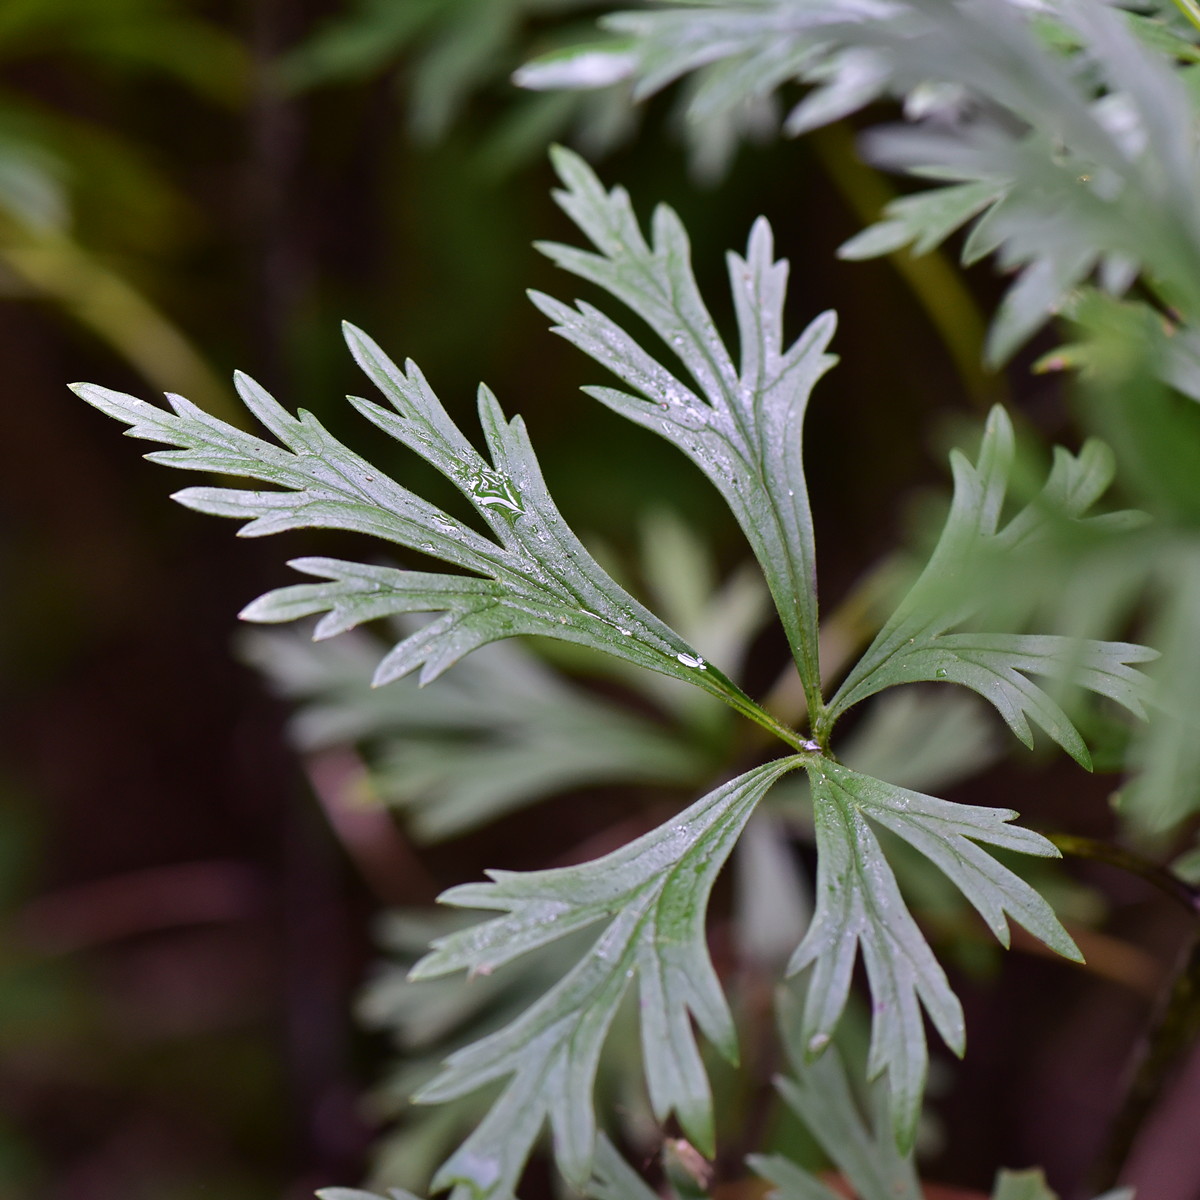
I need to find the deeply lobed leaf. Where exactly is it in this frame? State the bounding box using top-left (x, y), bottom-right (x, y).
top-left (533, 146), bottom-right (836, 723)
top-left (789, 759), bottom-right (1079, 1147)
top-left (756, 988), bottom-right (1135, 1200)
top-left (71, 328), bottom-right (770, 724)
top-left (528, 0), bottom-right (1200, 360)
top-left (828, 406), bottom-right (1157, 765)
top-left (408, 757), bottom-right (802, 1200)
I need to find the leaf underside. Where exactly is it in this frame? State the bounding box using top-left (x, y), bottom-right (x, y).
top-left (409, 757), bottom-right (801, 1200)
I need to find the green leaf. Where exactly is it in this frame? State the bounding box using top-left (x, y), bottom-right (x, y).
top-left (750, 1152), bottom-right (847, 1200)
top-left (838, 178), bottom-right (1009, 261)
top-left (828, 406), bottom-right (1157, 766)
top-left (71, 328), bottom-right (778, 731)
top-left (559, 0), bottom-right (1200, 360)
top-left (755, 993), bottom-right (1133, 1200)
top-left (245, 626), bottom-right (706, 841)
top-left (317, 1189), bottom-right (419, 1200)
top-left (990, 1168), bottom-right (1135, 1200)
top-left (752, 1044), bottom-right (921, 1200)
top-left (586, 1135), bottom-right (663, 1200)
top-left (989, 1168), bottom-right (1134, 1199)
top-left (531, 146), bottom-right (836, 724)
top-left (513, 41), bottom-right (638, 92)
top-left (991, 1171), bottom-right (1059, 1200)
top-left (408, 756), bottom-right (802, 1200)
top-left (788, 758), bottom-right (1080, 1148)
top-left (358, 907), bottom-right (630, 1195)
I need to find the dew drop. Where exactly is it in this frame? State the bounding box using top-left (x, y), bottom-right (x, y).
top-left (935, 668), bottom-right (948, 678)
top-left (676, 652), bottom-right (707, 670)
top-left (468, 464), bottom-right (524, 518)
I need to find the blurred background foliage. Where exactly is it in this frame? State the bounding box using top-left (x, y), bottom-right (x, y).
top-left (3, 2), bottom-right (1198, 1200)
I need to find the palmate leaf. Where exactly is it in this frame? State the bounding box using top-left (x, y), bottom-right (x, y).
top-left (789, 759), bottom-right (1080, 1148)
top-left (828, 406), bottom-right (1156, 766)
top-left (407, 757), bottom-right (802, 1200)
top-left (531, 146), bottom-right (836, 721)
top-left (71, 329), bottom-right (781, 731)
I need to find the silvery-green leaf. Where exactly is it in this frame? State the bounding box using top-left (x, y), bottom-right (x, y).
top-left (788, 759), bottom-right (1079, 1147)
top-left (750, 1152), bottom-right (846, 1200)
top-left (532, 146), bottom-right (835, 723)
top-left (839, 178), bottom-right (1009, 261)
top-left (991, 1171), bottom-right (1060, 1200)
top-left (71, 331), bottom-right (774, 729)
top-left (991, 1169), bottom-right (1131, 1200)
top-left (541, 0), bottom-right (1200, 360)
top-left (755, 990), bottom-right (1134, 1200)
top-left (829, 406), bottom-right (1157, 765)
top-left (513, 42), bottom-right (638, 91)
top-left (408, 757), bottom-right (801, 1200)
top-left (752, 1037), bottom-right (921, 1200)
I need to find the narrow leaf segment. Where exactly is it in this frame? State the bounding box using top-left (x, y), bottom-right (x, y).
top-left (409, 756), bottom-right (803, 1200)
top-left (532, 147), bottom-right (836, 731)
top-left (752, 1043), bottom-right (922, 1200)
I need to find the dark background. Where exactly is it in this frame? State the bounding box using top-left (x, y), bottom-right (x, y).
top-left (0, 3), bottom-right (1193, 1199)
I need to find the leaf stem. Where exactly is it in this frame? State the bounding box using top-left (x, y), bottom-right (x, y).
top-left (1046, 834), bottom-right (1200, 916)
top-left (703, 665), bottom-right (818, 755)
top-left (1171, 0), bottom-right (1200, 35)
top-left (807, 124), bottom-right (1001, 410)
top-left (1090, 929), bottom-right (1200, 1192)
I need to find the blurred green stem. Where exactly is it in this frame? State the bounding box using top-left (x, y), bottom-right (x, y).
top-left (1049, 832), bottom-right (1200, 1190)
top-left (1, 220), bottom-right (239, 425)
top-left (1092, 931), bottom-right (1200, 1191)
top-left (1048, 834), bottom-right (1200, 915)
top-left (809, 123), bottom-right (1000, 409)
top-left (1172, 0), bottom-right (1200, 35)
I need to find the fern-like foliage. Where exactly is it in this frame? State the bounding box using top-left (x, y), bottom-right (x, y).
top-left (532, 145), bottom-right (835, 724)
top-left (409, 757), bottom-right (801, 1199)
top-left (74, 148), bottom-right (1157, 1195)
top-left (753, 986), bottom-right (1136, 1200)
top-left (827, 406), bottom-right (1156, 765)
top-left (71, 336), bottom-right (789, 742)
top-left (244, 628), bottom-right (706, 841)
top-left (523, 0), bottom-right (1200, 361)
